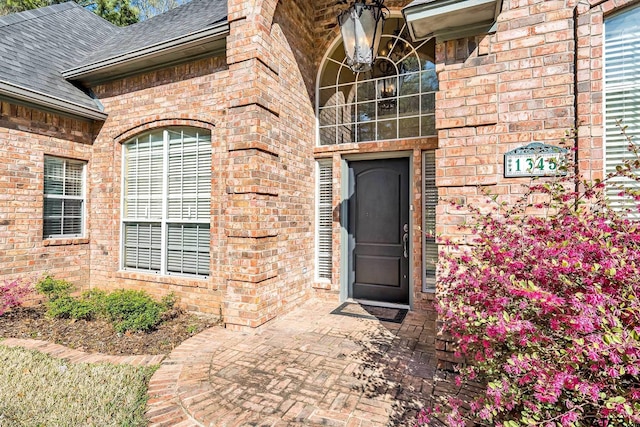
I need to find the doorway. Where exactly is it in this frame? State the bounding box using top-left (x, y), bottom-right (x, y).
top-left (347, 158), bottom-right (410, 305)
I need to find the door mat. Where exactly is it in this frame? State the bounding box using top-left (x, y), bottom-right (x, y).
top-left (331, 302), bottom-right (408, 324)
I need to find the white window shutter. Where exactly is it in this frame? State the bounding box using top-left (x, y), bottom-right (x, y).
top-left (423, 150), bottom-right (437, 292)
top-left (167, 129), bottom-right (212, 221)
top-left (123, 223), bottom-right (162, 271)
top-left (604, 6), bottom-right (640, 215)
top-left (167, 224), bottom-right (210, 276)
top-left (317, 160), bottom-right (333, 280)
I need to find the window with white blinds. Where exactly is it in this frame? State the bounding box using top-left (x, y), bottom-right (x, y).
top-left (604, 5), bottom-right (640, 214)
top-left (316, 160), bottom-right (333, 280)
top-left (423, 150), bottom-right (437, 292)
top-left (122, 128), bottom-right (211, 277)
top-left (43, 156), bottom-right (85, 238)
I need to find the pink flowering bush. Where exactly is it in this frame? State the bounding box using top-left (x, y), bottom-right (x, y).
top-left (0, 278), bottom-right (32, 316)
top-left (420, 126), bottom-right (640, 426)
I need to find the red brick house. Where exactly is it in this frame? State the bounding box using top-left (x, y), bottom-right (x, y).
top-left (0, 0), bottom-right (638, 330)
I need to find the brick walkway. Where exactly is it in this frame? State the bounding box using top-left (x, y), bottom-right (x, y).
top-left (146, 299), bottom-right (444, 427)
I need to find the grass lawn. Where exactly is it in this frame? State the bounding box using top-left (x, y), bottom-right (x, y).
top-left (0, 345), bottom-right (157, 427)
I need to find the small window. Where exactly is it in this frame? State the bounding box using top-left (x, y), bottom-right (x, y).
top-left (122, 127), bottom-right (212, 278)
top-left (423, 150), bottom-right (437, 292)
top-left (316, 160), bottom-right (333, 280)
top-left (43, 156), bottom-right (86, 238)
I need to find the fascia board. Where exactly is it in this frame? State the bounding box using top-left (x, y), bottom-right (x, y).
top-left (0, 81), bottom-right (107, 121)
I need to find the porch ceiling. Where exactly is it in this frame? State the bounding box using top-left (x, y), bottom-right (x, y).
top-left (402, 0), bottom-right (503, 42)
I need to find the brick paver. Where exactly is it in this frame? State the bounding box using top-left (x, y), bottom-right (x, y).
top-left (147, 299), bottom-right (443, 427)
top-left (0, 337), bottom-right (164, 366)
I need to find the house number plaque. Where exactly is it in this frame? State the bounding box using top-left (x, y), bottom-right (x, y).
top-left (504, 143), bottom-right (568, 178)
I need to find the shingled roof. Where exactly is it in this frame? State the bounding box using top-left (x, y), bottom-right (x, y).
top-left (0, 0), bottom-right (228, 120)
top-left (76, 0), bottom-right (227, 68)
top-left (0, 2), bottom-right (116, 118)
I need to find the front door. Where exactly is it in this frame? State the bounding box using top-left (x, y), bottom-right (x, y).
top-left (348, 158), bottom-right (410, 304)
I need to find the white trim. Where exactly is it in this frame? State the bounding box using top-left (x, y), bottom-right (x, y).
top-left (43, 156), bottom-right (87, 239)
top-left (349, 298), bottom-right (410, 310)
top-left (0, 81), bottom-right (107, 120)
top-left (120, 127), bottom-right (212, 278)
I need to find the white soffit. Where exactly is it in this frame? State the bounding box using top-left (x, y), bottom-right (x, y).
top-left (403, 0), bottom-right (502, 42)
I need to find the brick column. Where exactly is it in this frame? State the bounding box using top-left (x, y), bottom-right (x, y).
top-left (223, 0), bottom-right (284, 329)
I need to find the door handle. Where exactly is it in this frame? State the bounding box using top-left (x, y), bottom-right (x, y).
top-left (402, 232), bottom-right (409, 258)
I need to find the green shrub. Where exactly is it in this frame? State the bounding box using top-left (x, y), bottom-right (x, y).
top-left (36, 275), bottom-right (171, 333)
top-left (46, 296), bottom-right (78, 319)
top-left (35, 275), bottom-right (73, 300)
top-left (160, 292), bottom-right (177, 310)
top-left (104, 290), bottom-right (165, 333)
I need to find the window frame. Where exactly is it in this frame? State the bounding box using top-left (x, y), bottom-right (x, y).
top-left (120, 127), bottom-right (212, 278)
top-left (603, 4), bottom-right (640, 215)
top-left (43, 156), bottom-right (86, 239)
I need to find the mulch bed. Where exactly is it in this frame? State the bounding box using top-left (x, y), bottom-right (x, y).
top-left (0, 306), bottom-right (220, 355)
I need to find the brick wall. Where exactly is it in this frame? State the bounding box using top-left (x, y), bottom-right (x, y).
top-left (221, 0), bottom-right (317, 328)
top-left (87, 56), bottom-right (228, 314)
top-left (433, 0), bottom-right (639, 369)
top-left (0, 101), bottom-right (94, 287)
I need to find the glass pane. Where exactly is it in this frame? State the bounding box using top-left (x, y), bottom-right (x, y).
top-left (319, 106), bottom-right (336, 128)
top-left (421, 115), bottom-right (436, 136)
top-left (44, 198), bottom-right (62, 217)
top-left (123, 223), bottom-right (161, 271)
top-left (421, 69), bottom-right (439, 92)
top-left (399, 117), bottom-right (420, 139)
top-left (337, 124), bottom-right (355, 145)
top-left (400, 56), bottom-right (421, 73)
top-left (44, 157), bottom-right (64, 195)
top-left (357, 101), bottom-right (376, 122)
top-left (44, 219), bottom-right (61, 237)
top-left (605, 6), bottom-right (640, 87)
top-left (320, 126), bottom-right (336, 146)
top-left (64, 162), bottom-right (83, 196)
top-left (63, 217), bottom-right (82, 235)
top-left (421, 93), bottom-right (436, 114)
top-left (377, 100), bottom-right (397, 119)
top-left (63, 199), bottom-right (82, 217)
top-left (357, 122), bottom-right (375, 142)
top-left (167, 224), bottom-right (210, 276)
top-left (320, 88), bottom-right (338, 108)
top-left (399, 96), bottom-right (420, 117)
top-left (377, 120), bottom-right (397, 140)
top-left (399, 72), bottom-right (420, 96)
top-left (357, 80), bottom-right (376, 102)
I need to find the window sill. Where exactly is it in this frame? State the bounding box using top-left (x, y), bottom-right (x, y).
top-left (116, 271), bottom-right (211, 288)
top-left (43, 237), bottom-right (89, 247)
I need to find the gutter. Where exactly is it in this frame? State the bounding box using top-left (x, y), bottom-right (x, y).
top-left (0, 81), bottom-right (108, 121)
top-left (62, 21), bottom-right (230, 80)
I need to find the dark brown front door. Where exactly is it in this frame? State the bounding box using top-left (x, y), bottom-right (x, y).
top-left (348, 158), bottom-right (410, 304)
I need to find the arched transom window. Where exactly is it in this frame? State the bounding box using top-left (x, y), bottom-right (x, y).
top-left (318, 17), bottom-right (438, 146)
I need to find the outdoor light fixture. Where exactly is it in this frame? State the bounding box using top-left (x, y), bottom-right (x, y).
top-left (337, 0), bottom-right (388, 73)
